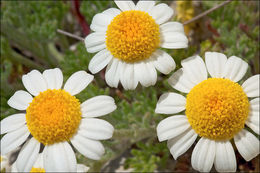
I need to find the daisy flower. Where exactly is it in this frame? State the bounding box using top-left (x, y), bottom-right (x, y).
top-left (11, 153), bottom-right (90, 172)
top-left (1, 155), bottom-right (8, 171)
top-left (1, 68), bottom-right (116, 172)
top-left (85, 0), bottom-right (188, 90)
top-left (156, 52), bottom-right (260, 172)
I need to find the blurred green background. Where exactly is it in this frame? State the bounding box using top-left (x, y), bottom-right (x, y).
top-left (1, 0), bottom-right (259, 172)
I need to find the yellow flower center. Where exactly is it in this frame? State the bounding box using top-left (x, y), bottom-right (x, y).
top-left (30, 167), bottom-right (45, 172)
top-left (0, 156), bottom-right (2, 162)
top-left (186, 78), bottom-right (249, 140)
top-left (26, 89), bottom-right (82, 145)
top-left (106, 10), bottom-right (160, 63)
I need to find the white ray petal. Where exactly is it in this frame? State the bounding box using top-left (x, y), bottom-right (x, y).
top-left (234, 129), bottom-right (259, 161)
top-left (205, 52), bottom-right (227, 78)
top-left (191, 137), bottom-right (216, 172)
top-left (0, 125), bottom-right (30, 155)
top-left (88, 49), bottom-right (113, 74)
top-left (155, 93), bottom-right (186, 114)
top-left (64, 71), bottom-right (94, 96)
top-left (114, 1), bottom-right (135, 11)
top-left (7, 90), bottom-right (32, 110)
top-left (149, 3), bottom-right (173, 25)
top-left (223, 56), bottom-right (248, 82)
top-left (16, 137), bottom-right (40, 172)
top-left (160, 22), bottom-right (185, 34)
top-left (167, 127), bottom-right (197, 160)
top-left (105, 58), bottom-right (121, 88)
top-left (102, 8), bottom-right (121, 18)
top-left (181, 55), bottom-right (207, 85)
top-left (135, 1), bottom-right (155, 12)
top-left (78, 118), bottom-right (114, 140)
top-left (84, 32), bottom-right (106, 53)
top-left (246, 98), bottom-right (260, 135)
top-left (44, 142), bottom-right (77, 172)
top-left (42, 68), bottom-right (63, 90)
top-left (168, 68), bottom-right (195, 93)
top-left (157, 115), bottom-right (190, 142)
top-left (22, 70), bottom-right (47, 96)
top-left (152, 50), bottom-right (176, 75)
top-left (71, 134), bottom-right (105, 160)
top-left (214, 140), bottom-right (236, 172)
top-left (90, 13), bottom-right (114, 32)
top-left (1, 113), bottom-right (26, 134)
top-left (242, 75), bottom-right (260, 97)
top-left (81, 95), bottom-right (116, 118)
top-left (160, 32), bottom-right (188, 49)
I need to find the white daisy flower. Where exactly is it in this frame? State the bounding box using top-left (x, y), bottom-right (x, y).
top-left (156, 52), bottom-right (260, 172)
top-left (11, 153), bottom-right (90, 172)
top-left (1, 68), bottom-right (116, 172)
top-left (1, 155), bottom-right (8, 171)
top-left (85, 0), bottom-right (188, 90)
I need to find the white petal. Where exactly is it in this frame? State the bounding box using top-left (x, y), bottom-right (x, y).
top-left (114, 1), bottom-right (135, 11)
top-left (42, 68), bottom-right (63, 90)
top-left (16, 138), bottom-right (40, 172)
top-left (246, 98), bottom-right (260, 135)
top-left (160, 32), bottom-right (188, 49)
top-left (149, 3), bottom-right (173, 25)
top-left (234, 129), bottom-right (259, 161)
top-left (44, 142), bottom-right (77, 172)
top-left (22, 70), bottom-right (47, 96)
top-left (205, 52), bottom-right (227, 78)
top-left (33, 153), bottom-right (44, 168)
top-left (156, 115), bottom-right (190, 142)
top-left (167, 128), bottom-right (197, 160)
top-left (81, 95), bottom-right (116, 118)
top-left (88, 49), bottom-right (113, 74)
top-left (223, 56), bottom-right (248, 82)
top-left (191, 138), bottom-right (216, 172)
top-left (84, 32), bottom-right (106, 53)
top-left (102, 8), bottom-right (121, 18)
top-left (71, 134), bottom-right (105, 160)
top-left (120, 63), bottom-right (138, 90)
top-left (181, 55), bottom-right (208, 85)
top-left (135, 1), bottom-right (155, 12)
top-left (214, 141), bottom-right (236, 172)
top-left (78, 118), bottom-right (114, 140)
top-left (64, 71), bottom-right (94, 96)
top-left (105, 58), bottom-right (121, 88)
top-left (160, 22), bottom-right (185, 34)
top-left (90, 13), bottom-right (113, 32)
top-left (7, 90), bottom-right (32, 110)
top-left (12, 162), bottom-right (18, 172)
top-left (242, 75), bottom-right (260, 97)
top-left (1, 113), bottom-right (26, 134)
top-left (155, 93), bottom-right (186, 114)
top-left (152, 50), bottom-right (176, 75)
top-left (77, 164), bottom-right (90, 172)
top-left (168, 68), bottom-right (195, 93)
top-left (0, 125), bottom-right (30, 155)
top-left (135, 60), bottom-right (157, 87)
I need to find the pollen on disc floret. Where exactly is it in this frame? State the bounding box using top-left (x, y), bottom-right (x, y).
top-left (186, 78), bottom-right (250, 140)
top-left (106, 10), bottom-right (160, 63)
top-left (26, 89), bottom-right (82, 145)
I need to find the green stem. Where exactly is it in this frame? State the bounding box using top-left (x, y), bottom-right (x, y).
top-left (9, 51), bottom-right (45, 71)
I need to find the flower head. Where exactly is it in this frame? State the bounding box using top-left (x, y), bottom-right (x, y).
top-left (85, 0), bottom-right (188, 90)
top-left (11, 153), bottom-right (90, 172)
top-left (156, 52), bottom-right (259, 172)
top-left (1, 68), bottom-right (116, 172)
top-left (1, 155), bottom-right (8, 171)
